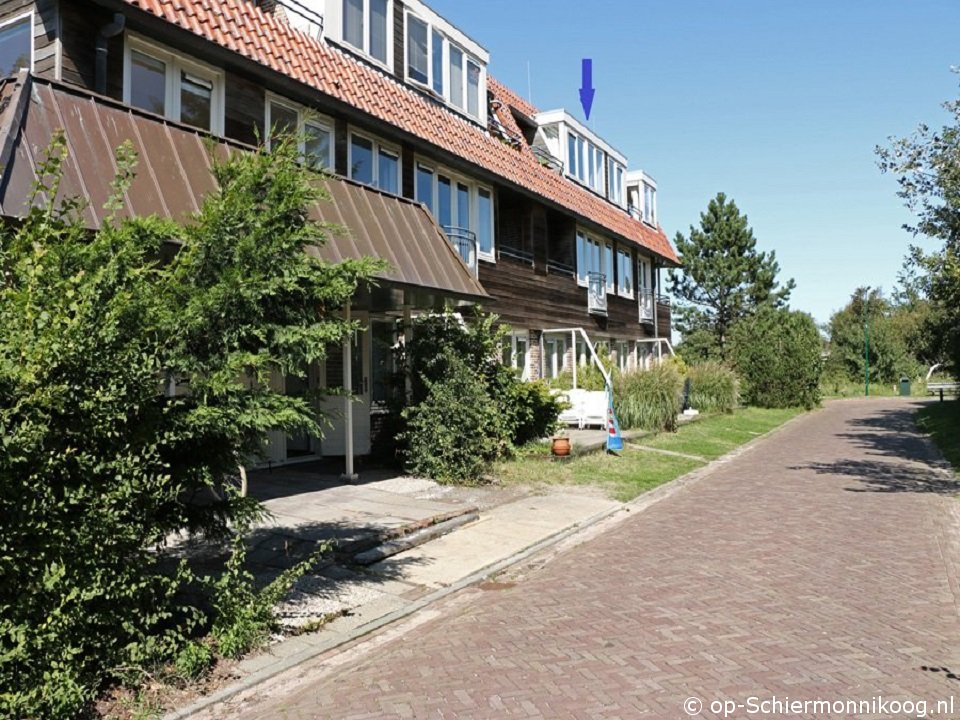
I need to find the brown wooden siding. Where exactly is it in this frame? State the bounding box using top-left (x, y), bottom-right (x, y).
top-left (393, 0), bottom-right (405, 80)
top-left (56, 1), bottom-right (123, 96)
top-left (334, 117), bottom-right (348, 176)
top-left (401, 144), bottom-right (414, 198)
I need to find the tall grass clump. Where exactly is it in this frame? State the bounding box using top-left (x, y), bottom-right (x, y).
top-left (614, 363), bottom-right (684, 432)
top-left (687, 361), bottom-right (739, 413)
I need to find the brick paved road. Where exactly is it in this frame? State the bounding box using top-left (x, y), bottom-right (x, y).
top-left (229, 400), bottom-right (960, 719)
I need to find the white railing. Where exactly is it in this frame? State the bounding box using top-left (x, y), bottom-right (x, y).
top-left (638, 289), bottom-right (654, 322)
top-left (587, 272), bottom-right (607, 316)
top-left (442, 226), bottom-right (478, 277)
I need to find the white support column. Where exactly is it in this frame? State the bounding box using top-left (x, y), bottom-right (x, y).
top-left (341, 304), bottom-right (358, 483)
top-left (571, 330), bottom-right (578, 390)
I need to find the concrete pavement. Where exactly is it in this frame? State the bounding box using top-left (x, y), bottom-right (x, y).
top-left (197, 399), bottom-right (960, 720)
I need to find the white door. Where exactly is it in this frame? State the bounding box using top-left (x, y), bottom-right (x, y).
top-left (320, 320), bottom-right (372, 457)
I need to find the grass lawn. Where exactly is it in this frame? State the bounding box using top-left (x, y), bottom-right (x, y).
top-left (495, 406), bottom-right (806, 502)
top-left (916, 400), bottom-right (960, 476)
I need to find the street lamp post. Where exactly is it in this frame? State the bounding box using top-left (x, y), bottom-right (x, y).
top-left (863, 288), bottom-right (871, 397)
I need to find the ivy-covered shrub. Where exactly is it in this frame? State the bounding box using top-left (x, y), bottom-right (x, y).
top-left (729, 307), bottom-right (823, 409)
top-left (614, 363), bottom-right (684, 432)
top-left (0, 134), bottom-right (379, 718)
top-left (400, 350), bottom-right (510, 484)
top-left (506, 379), bottom-right (566, 445)
top-left (686, 361), bottom-right (739, 413)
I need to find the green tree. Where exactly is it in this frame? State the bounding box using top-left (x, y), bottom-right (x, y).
top-left (0, 134), bottom-right (382, 718)
top-left (670, 193), bottom-right (795, 360)
top-left (729, 306), bottom-right (822, 409)
top-left (877, 77), bottom-right (960, 376)
top-left (824, 287), bottom-right (924, 387)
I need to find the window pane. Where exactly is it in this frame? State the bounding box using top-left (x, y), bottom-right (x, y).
top-left (407, 16), bottom-right (428, 84)
top-left (567, 134), bottom-right (577, 177)
top-left (605, 244), bottom-right (614, 292)
top-left (431, 30), bottom-right (444, 95)
top-left (180, 72), bottom-right (212, 130)
top-left (344, 0), bottom-right (364, 49)
top-left (437, 175), bottom-right (452, 227)
top-left (587, 145), bottom-right (595, 187)
top-left (304, 123), bottom-right (331, 169)
top-left (377, 148), bottom-right (399, 194)
top-left (477, 187), bottom-right (493, 254)
top-left (416, 164), bottom-right (434, 213)
top-left (577, 137), bottom-right (585, 181)
top-left (448, 46), bottom-right (463, 109)
top-left (456, 183), bottom-right (470, 229)
top-left (466, 60), bottom-right (480, 117)
top-left (370, 0), bottom-right (388, 62)
top-left (0, 17), bottom-right (30, 76)
top-left (576, 233), bottom-right (586, 282)
top-left (269, 102), bottom-right (298, 143)
top-left (130, 50), bottom-right (167, 116)
top-left (350, 135), bottom-right (374, 184)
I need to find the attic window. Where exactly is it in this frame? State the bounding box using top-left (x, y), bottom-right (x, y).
top-left (0, 14), bottom-right (31, 76)
top-left (343, 0), bottom-right (389, 65)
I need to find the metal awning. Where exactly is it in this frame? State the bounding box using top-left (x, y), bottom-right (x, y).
top-left (0, 72), bottom-right (488, 304)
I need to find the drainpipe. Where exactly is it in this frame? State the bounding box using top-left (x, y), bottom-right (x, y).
top-left (96, 13), bottom-right (126, 96)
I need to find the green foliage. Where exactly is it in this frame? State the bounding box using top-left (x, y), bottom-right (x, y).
top-left (174, 641), bottom-right (214, 681)
top-left (669, 193), bottom-right (795, 359)
top-left (824, 287), bottom-right (925, 386)
top-left (915, 399), bottom-right (960, 475)
top-left (0, 134), bottom-right (380, 718)
top-left (729, 307), bottom-right (823, 409)
top-left (549, 349), bottom-right (618, 392)
top-left (878, 77), bottom-right (960, 376)
top-left (687, 361), bottom-right (739, 413)
top-left (400, 350), bottom-right (509, 484)
top-left (505, 380), bottom-right (566, 445)
top-left (613, 363), bottom-right (684, 432)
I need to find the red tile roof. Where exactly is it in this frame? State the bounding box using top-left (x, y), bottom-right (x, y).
top-left (121, 0), bottom-right (678, 264)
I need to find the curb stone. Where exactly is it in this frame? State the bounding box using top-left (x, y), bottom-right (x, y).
top-left (164, 408), bottom-right (812, 720)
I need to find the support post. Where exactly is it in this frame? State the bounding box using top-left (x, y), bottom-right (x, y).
top-left (341, 304), bottom-right (358, 483)
top-left (571, 330), bottom-right (578, 390)
top-left (403, 303), bottom-right (413, 402)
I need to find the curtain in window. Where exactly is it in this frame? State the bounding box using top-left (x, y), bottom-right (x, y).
top-left (448, 46), bottom-right (464, 109)
top-left (407, 17), bottom-right (428, 84)
top-left (370, 0), bottom-right (388, 62)
top-left (344, 0), bottom-right (364, 49)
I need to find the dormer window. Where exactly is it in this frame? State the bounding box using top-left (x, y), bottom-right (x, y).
top-left (343, 0), bottom-right (389, 66)
top-left (643, 182), bottom-right (657, 225)
top-left (0, 14), bottom-right (32, 76)
top-left (404, 9), bottom-right (487, 123)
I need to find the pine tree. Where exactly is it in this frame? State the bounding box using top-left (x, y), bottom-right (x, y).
top-left (670, 193), bottom-right (795, 360)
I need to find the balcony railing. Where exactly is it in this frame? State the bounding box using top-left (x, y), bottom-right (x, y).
top-left (587, 272), bottom-right (607, 316)
top-left (442, 226), bottom-right (478, 276)
top-left (531, 145), bottom-right (563, 173)
top-left (656, 294), bottom-right (672, 308)
top-left (499, 245), bottom-right (534, 265)
top-left (639, 289), bottom-right (655, 322)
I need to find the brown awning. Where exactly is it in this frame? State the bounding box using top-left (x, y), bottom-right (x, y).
top-left (0, 72), bottom-right (488, 303)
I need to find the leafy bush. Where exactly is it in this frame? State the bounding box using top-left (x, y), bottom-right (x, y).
top-left (614, 363), bottom-right (684, 432)
top-left (505, 380), bottom-right (566, 445)
top-left (175, 641), bottom-right (214, 681)
top-left (686, 361), bottom-right (739, 413)
top-left (0, 134), bottom-right (379, 718)
top-left (729, 307), bottom-right (823, 409)
top-left (400, 350), bottom-right (509, 484)
top-left (549, 350), bottom-right (618, 392)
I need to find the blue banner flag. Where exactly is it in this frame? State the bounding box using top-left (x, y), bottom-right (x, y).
top-left (606, 386), bottom-right (623, 452)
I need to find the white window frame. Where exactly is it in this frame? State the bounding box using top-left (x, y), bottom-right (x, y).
top-left (123, 35), bottom-right (224, 135)
top-left (637, 256), bottom-right (652, 293)
top-left (643, 182), bottom-right (658, 226)
top-left (503, 332), bottom-right (530, 381)
top-left (576, 230), bottom-right (604, 287)
top-left (0, 12), bottom-right (33, 75)
top-left (348, 129), bottom-right (402, 194)
top-left (415, 157), bottom-right (495, 262)
top-left (404, 12), bottom-right (485, 122)
top-left (604, 241), bottom-right (615, 295)
top-left (617, 247), bottom-right (634, 299)
top-left (340, 0), bottom-right (393, 70)
top-left (264, 95), bottom-right (334, 170)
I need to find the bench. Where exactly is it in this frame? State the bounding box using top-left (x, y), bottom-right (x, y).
top-left (928, 382), bottom-right (959, 401)
top-left (556, 389), bottom-right (607, 429)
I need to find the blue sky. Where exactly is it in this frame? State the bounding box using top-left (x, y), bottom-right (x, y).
top-left (428, 0), bottom-right (960, 326)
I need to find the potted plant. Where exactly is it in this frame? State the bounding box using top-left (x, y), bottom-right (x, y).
top-left (551, 432), bottom-right (571, 457)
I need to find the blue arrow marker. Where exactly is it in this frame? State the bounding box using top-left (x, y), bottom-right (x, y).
top-left (579, 58), bottom-right (595, 120)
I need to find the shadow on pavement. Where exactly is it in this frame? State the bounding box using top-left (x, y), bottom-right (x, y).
top-left (791, 402), bottom-right (959, 494)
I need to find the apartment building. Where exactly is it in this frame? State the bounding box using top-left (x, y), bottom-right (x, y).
top-left (0, 0), bottom-right (678, 466)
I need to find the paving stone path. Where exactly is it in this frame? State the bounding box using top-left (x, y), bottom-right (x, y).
top-left (228, 399), bottom-right (960, 719)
